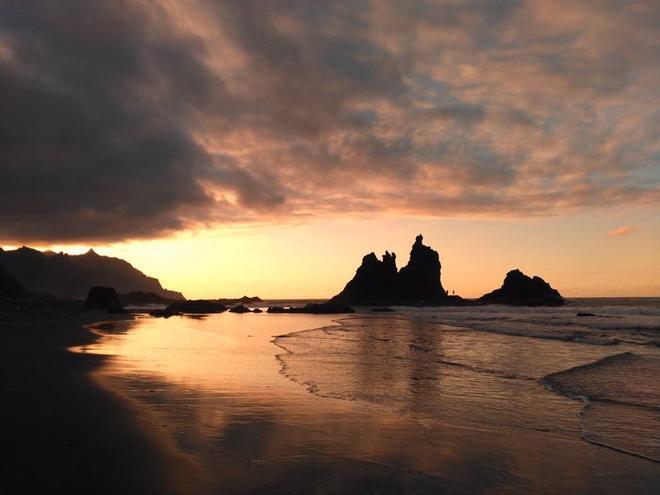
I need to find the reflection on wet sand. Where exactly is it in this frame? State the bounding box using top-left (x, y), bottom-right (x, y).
top-left (77, 313), bottom-right (659, 494)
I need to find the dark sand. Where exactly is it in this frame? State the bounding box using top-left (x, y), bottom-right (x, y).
top-left (0, 312), bottom-right (198, 495)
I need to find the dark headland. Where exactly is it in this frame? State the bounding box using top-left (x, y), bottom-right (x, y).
top-left (0, 246), bottom-right (183, 300)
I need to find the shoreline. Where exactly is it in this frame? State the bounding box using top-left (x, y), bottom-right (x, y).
top-left (3, 305), bottom-right (658, 493)
top-left (0, 311), bottom-right (192, 494)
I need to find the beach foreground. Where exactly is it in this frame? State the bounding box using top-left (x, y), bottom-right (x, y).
top-left (59, 300), bottom-right (660, 494)
top-left (0, 312), bottom-right (209, 494)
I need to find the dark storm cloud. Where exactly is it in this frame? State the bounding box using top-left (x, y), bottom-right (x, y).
top-left (0, 0), bottom-right (658, 242)
top-left (0, 0), bottom-right (279, 242)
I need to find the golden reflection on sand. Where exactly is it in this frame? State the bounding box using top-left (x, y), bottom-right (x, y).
top-left (73, 313), bottom-right (659, 494)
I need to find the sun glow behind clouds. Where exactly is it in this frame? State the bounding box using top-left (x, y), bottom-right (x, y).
top-left (0, 1), bottom-right (659, 297)
top-left (73, 207), bottom-right (660, 299)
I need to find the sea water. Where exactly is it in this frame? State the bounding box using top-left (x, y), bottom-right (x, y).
top-left (78, 298), bottom-right (660, 494)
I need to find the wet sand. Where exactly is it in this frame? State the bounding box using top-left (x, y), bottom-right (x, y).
top-left (3, 308), bottom-right (658, 494)
top-left (0, 312), bottom-right (197, 494)
top-left (77, 311), bottom-right (659, 494)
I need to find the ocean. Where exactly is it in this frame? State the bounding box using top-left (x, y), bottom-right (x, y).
top-left (77, 298), bottom-right (660, 494)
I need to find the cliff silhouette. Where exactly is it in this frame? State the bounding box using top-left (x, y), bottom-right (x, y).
top-left (331, 235), bottom-right (464, 306)
top-left (0, 264), bottom-right (26, 299)
top-left (0, 247), bottom-right (183, 300)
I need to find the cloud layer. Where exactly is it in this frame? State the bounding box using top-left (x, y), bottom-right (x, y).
top-left (1, 0), bottom-right (658, 242)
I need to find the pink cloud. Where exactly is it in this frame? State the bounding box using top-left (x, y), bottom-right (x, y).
top-left (607, 226), bottom-right (637, 237)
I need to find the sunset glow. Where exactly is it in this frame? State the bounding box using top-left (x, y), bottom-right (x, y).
top-left (1, 0), bottom-right (658, 297)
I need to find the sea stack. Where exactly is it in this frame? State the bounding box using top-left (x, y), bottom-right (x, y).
top-left (479, 269), bottom-right (565, 306)
top-left (398, 234), bottom-right (446, 304)
top-left (328, 251), bottom-right (399, 305)
top-left (330, 235), bottom-right (456, 306)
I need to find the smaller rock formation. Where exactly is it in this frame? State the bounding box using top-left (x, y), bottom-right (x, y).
top-left (149, 308), bottom-right (181, 318)
top-left (84, 286), bottom-right (125, 313)
top-left (372, 307), bottom-right (396, 313)
top-left (252, 308), bottom-right (263, 313)
top-left (165, 300), bottom-right (228, 314)
top-left (229, 304), bottom-right (252, 313)
top-left (267, 303), bottom-right (355, 314)
top-left (479, 269), bottom-right (564, 306)
top-left (216, 296), bottom-right (262, 305)
top-left (119, 291), bottom-right (180, 306)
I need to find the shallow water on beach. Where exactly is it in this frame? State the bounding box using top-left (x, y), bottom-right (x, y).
top-left (76, 299), bottom-right (660, 494)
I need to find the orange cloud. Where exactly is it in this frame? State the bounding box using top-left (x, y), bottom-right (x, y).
top-left (607, 226), bottom-right (637, 237)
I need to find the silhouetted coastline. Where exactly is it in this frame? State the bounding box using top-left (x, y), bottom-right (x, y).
top-left (2, 238), bottom-right (567, 315)
top-left (0, 246), bottom-right (183, 300)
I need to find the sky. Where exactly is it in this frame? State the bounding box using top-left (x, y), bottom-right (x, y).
top-left (0, 0), bottom-right (659, 298)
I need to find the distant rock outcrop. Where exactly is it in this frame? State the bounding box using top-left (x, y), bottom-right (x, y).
top-left (84, 286), bottom-right (125, 313)
top-left (0, 246), bottom-right (184, 300)
top-left (119, 291), bottom-right (180, 306)
top-left (216, 296), bottom-right (262, 305)
top-left (229, 304), bottom-right (252, 313)
top-left (330, 235), bottom-right (463, 306)
top-left (479, 269), bottom-right (565, 306)
top-left (0, 264), bottom-right (26, 299)
top-left (149, 308), bottom-right (181, 318)
top-left (165, 300), bottom-right (228, 314)
top-left (267, 303), bottom-right (355, 314)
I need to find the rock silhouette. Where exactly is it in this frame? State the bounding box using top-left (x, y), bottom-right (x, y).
top-left (84, 286), bottom-right (125, 313)
top-left (165, 300), bottom-right (228, 314)
top-left (0, 246), bottom-right (184, 300)
top-left (479, 269), bottom-right (564, 306)
top-left (331, 235), bottom-right (462, 306)
top-left (0, 264), bottom-right (26, 299)
top-left (398, 235), bottom-right (446, 304)
top-left (229, 304), bottom-right (252, 313)
top-left (119, 291), bottom-right (180, 306)
top-left (216, 296), bottom-right (262, 305)
top-left (149, 308), bottom-right (181, 318)
top-left (267, 303), bottom-right (355, 314)
top-left (329, 251), bottom-right (399, 305)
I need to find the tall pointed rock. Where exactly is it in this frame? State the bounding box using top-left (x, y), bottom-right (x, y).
top-left (397, 235), bottom-right (446, 304)
top-left (330, 235), bottom-right (450, 306)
